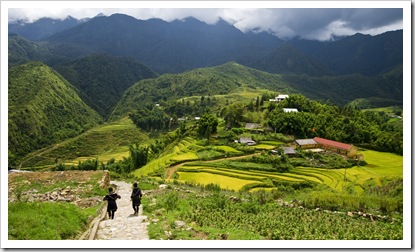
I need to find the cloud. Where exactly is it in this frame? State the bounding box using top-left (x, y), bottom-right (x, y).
top-left (7, 6), bottom-right (403, 41)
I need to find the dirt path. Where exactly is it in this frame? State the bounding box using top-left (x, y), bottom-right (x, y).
top-left (95, 180), bottom-right (149, 240)
top-left (165, 153), bottom-right (260, 179)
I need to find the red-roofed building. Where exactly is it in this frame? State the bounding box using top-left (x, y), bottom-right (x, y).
top-left (313, 137), bottom-right (358, 157)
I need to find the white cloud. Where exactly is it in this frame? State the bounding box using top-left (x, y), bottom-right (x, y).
top-left (7, 5), bottom-right (404, 41)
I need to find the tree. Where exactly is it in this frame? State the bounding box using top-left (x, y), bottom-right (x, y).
top-left (197, 113), bottom-right (218, 139)
top-left (129, 143), bottom-right (149, 170)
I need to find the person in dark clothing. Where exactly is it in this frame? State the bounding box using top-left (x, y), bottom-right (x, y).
top-left (130, 182), bottom-right (143, 215)
top-left (103, 187), bottom-right (121, 219)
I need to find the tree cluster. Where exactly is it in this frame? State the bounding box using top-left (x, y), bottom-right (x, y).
top-left (267, 94), bottom-right (402, 155)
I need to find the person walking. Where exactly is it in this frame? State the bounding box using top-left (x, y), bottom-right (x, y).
top-left (103, 187), bottom-right (121, 219)
top-left (130, 182), bottom-right (143, 215)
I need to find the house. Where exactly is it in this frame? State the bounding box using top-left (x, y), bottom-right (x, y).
top-left (283, 108), bottom-right (298, 113)
top-left (245, 123), bottom-right (262, 133)
top-left (282, 147), bottom-right (296, 156)
top-left (313, 137), bottom-right (358, 157)
top-left (269, 94), bottom-right (289, 102)
top-left (245, 123), bottom-right (261, 129)
top-left (271, 147), bottom-right (296, 156)
top-left (239, 137), bottom-right (256, 146)
top-left (294, 139), bottom-right (319, 149)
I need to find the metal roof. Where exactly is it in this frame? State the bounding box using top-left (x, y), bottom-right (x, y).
top-left (313, 137), bottom-right (353, 150)
top-left (295, 139), bottom-right (317, 146)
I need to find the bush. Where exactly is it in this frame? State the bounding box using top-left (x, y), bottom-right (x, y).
top-left (163, 191), bottom-right (179, 212)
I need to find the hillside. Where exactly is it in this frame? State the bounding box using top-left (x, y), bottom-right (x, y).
top-left (281, 64), bottom-right (403, 106)
top-left (109, 62), bottom-right (295, 120)
top-left (8, 62), bottom-right (103, 165)
top-left (44, 14), bottom-right (283, 74)
top-left (287, 30), bottom-right (403, 76)
top-left (8, 34), bottom-right (95, 68)
top-left (8, 16), bottom-right (87, 41)
top-left (248, 43), bottom-right (333, 76)
top-left (54, 54), bottom-right (158, 119)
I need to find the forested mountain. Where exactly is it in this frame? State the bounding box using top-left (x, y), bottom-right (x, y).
top-left (8, 62), bottom-right (102, 164)
top-left (33, 14), bottom-right (402, 77)
top-left (287, 30), bottom-right (403, 76)
top-left (248, 43), bottom-right (333, 76)
top-left (8, 34), bottom-right (96, 67)
top-left (8, 16), bottom-right (88, 41)
top-left (282, 64), bottom-right (403, 105)
top-left (110, 62), bottom-right (295, 120)
top-left (44, 14), bottom-right (283, 74)
top-left (54, 54), bottom-right (158, 119)
top-left (109, 61), bottom-right (403, 121)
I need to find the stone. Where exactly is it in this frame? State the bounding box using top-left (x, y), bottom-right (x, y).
top-left (174, 220), bottom-right (186, 228)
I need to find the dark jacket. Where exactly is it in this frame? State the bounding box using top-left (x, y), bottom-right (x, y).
top-left (130, 188), bottom-right (142, 206)
top-left (103, 193), bottom-right (121, 211)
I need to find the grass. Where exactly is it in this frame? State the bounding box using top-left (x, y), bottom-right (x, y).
top-left (8, 170), bottom-right (107, 240)
top-left (144, 182), bottom-right (403, 240)
top-left (19, 117), bottom-right (149, 168)
top-left (8, 202), bottom-right (95, 240)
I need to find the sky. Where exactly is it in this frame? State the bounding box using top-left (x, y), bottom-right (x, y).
top-left (6, 2), bottom-right (404, 41)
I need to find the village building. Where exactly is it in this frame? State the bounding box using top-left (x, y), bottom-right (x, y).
top-left (245, 123), bottom-right (262, 133)
top-left (313, 137), bottom-right (358, 157)
top-left (294, 139), bottom-right (319, 149)
top-left (283, 108), bottom-right (298, 113)
top-left (239, 137), bottom-right (256, 146)
top-left (245, 123), bottom-right (261, 129)
top-left (282, 146), bottom-right (296, 156)
top-left (269, 94), bottom-right (289, 102)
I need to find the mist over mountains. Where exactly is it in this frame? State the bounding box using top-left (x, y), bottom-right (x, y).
top-left (9, 13), bottom-right (402, 76)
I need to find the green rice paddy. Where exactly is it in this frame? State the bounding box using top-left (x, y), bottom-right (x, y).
top-left (171, 149), bottom-right (403, 193)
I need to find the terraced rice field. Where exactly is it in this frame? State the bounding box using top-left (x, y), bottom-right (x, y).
top-left (134, 137), bottom-right (200, 177)
top-left (177, 171), bottom-right (257, 191)
top-left (173, 149), bottom-right (402, 192)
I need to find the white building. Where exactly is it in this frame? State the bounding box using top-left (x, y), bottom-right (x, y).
top-left (269, 94), bottom-right (289, 102)
top-left (283, 108), bottom-right (298, 113)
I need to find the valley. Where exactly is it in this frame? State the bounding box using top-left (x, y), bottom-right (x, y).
top-left (6, 11), bottom-right (405, 242)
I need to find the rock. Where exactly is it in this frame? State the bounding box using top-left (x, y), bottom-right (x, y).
top-left (174, 220), bottom-right (186, 228)
top-left (229, 196), bottom-right (241, 202)
top-left (347, 212), bottom-right (353, 217)
top-left (159, 184), bottom-right (168, 189)
top-left (220, 233), bottom-right (228, 240)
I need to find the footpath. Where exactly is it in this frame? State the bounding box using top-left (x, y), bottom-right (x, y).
top-left (95, 180), bottom-right (149, 240)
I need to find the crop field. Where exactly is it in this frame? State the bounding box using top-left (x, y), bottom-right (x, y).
top-left (176, 171), bottom-right (258, 191)
top-left (173, 149), bottom-right (402, 193)
top-left (254, 144), bottom-right (277, 150)
top-left (134, 137), bottom-right (201, 177)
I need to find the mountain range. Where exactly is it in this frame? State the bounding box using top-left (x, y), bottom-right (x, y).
top-left (9, 13), bottom-right (402, 76)
top-left (8, 13), bottom-right (403, 164)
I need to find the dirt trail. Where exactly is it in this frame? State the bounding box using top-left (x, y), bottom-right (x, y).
top-left (95, 180), bottom-right (149, 240)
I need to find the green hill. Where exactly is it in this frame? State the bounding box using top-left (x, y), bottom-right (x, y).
top-left (8, 62), bottom-right (103, 166)
top-left (110, 62), bottom-right (295, 120)
top-left (281, 64), bottom-right (403, 106)
top-left (54, 54), bottom-right (158, 119)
